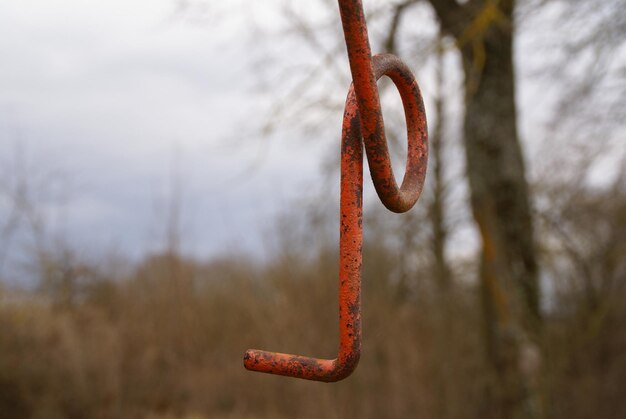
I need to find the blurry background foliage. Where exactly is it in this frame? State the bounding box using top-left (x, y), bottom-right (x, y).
top-left (1, 0), bottom-right (625, 418)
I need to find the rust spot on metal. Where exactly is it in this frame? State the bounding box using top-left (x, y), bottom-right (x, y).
top-left (244, 0), bottom-right (428, 382)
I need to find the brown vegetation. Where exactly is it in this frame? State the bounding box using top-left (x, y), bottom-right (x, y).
top-left (1, 173), bottom-right (624, 419)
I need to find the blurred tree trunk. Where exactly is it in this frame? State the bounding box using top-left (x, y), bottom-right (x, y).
top-left (431, 33), bottom-right (454, 419)
top-left (429, 37), bottom-right (451, 294)
top-left (425, 0), bottom-right (542, 417)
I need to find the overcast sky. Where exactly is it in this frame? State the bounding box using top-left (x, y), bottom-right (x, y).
top-left (0, 0), bottom-right (333, 282)
top-left (1, 0), bottom-right (623, 286)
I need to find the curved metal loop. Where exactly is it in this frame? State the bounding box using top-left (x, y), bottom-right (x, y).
top-left (338, 1), bottom-right (427, 213)
top-left (243, 0), bottom-right (428, 382)
top-left (366, 53), bottom-right (428, 213)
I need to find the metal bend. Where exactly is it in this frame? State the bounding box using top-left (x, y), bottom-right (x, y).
top-left (243, 76), bottom-right (364, 383)
top-left (338, 1), bottom-right (427, 213)
top-left (243, 54), bottom-right (427, 382)
top-left (367, 54), bottom-right (428, 213)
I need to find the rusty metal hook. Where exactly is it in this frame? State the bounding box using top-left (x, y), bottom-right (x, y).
top-left (243, 0), bottom-right (428, 382)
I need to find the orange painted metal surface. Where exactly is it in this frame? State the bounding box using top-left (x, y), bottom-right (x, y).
top-left (243, 0), bottom-right (428, 382)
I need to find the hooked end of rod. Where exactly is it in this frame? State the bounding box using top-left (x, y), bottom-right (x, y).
top-left (243, 349), bottom-right (358, 382)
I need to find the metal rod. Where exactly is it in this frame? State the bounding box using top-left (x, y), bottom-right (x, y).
top-left (243, 0), bottom-right (428, 383)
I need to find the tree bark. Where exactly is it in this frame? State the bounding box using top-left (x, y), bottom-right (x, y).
top-left (425, 1), bottom-right (542, 417)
